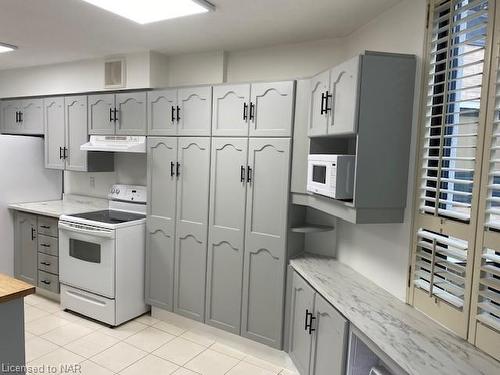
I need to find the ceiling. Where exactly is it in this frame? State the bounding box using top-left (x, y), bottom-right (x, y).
top-left (0, 0), bottom-right (401, 70)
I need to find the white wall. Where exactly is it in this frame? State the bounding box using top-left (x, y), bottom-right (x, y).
top-left (167, 50), bottom-right (226, 86)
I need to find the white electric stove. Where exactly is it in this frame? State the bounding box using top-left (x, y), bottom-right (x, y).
top-left (58, 184), bottom-right (148, 326)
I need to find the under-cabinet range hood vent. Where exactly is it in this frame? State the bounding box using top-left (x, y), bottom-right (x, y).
top-left (81, 136), bottom-right (146, 153)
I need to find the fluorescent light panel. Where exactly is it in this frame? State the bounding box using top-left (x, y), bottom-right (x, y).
top-left (0, 43), bottom-right (17, 53)
top-left (81, 0), bottom-right (213, 24)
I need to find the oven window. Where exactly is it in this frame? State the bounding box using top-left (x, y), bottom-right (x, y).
top-left (69, 239), bottom-right (101, 264)
top-left (312, 165), bottom-right (327, 184)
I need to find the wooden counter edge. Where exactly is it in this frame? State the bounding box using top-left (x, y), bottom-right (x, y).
top-left (0, 273), bottom-right (36, 304)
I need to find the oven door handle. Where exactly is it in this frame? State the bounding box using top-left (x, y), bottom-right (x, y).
top-left (58, 222), bottom-right (115, 239)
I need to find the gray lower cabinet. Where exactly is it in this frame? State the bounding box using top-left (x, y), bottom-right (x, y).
top-left (14, 212), bottom-right (38, 285)
top-left (289, 270), bottom-right (349, 375)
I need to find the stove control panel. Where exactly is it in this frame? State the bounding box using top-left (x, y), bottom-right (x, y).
top-left (109, 184), bottom-right (147, 204)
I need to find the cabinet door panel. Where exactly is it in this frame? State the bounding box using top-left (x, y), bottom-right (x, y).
top-left (148, 90), bottom-right (177, 136)
top-left (88, 94), bottom-right (115, 135)
top-left (116, 92), bottom-right (147, 135)
top-left (177, 87), bottom-right (212, 136)
top-left (311, 295), bottom-right (348, 375)
top-left (14, 212), bottom-right (37, 285)
top-left (250, 81), bottom-right (295, 137)
top-left (289, 272), bottom-right (315, 375)
top-left (242, 138), bottom-right (291, 348)
top-left (1, 100), bottom-right (22, 134)
top-left (44, 97), bottom-right (66, 170)
top-left (206, 138), bottom-right (248, 333)
top-left (212, 84), bottom-right (250, 137)
top-left (328, 55), bottom-right (360, 135)
top-left (174, 137), bottom-right (211, 321)
top-left (21, 99), bottom-right (44, 134)
top-left (146, 137), bottom-right (178, 309)
top-left (65, 96), bottom-right (88, 171)
top-left (309, 71), bottom-right (330, 137)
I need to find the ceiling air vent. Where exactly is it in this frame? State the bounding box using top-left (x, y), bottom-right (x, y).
top-left (104, 58), bottom-right (126, 89)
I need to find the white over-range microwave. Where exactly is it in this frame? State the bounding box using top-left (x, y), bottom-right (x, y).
top-left (307, 154), bottom-right (355, 200)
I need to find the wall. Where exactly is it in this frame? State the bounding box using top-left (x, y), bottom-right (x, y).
top-left (167, 50), bottom-right (226, 86)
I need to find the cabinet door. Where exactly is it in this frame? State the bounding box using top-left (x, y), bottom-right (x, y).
top-left (174, 137), bottom-right (211, 321)
top-left (206, 138), bottom-right (248, 334)
top-left (21, 99), bottom-right (44, 134)
top-left (249, 81), bottom-right (295, 137)
top-left (177, 86), bottom-right (212, 136)
top-left (65, 96), bottom-right (88, 171)
top-left (146, 137), bottom-right (178, 310)
top-left (14, 212), bottom-right (37, 285)
top-left (116, 92), bottom-right (147, 135)
top-left (289, 272), bottom-right (316, 375)
top-left (88, 94), bottom-right (115, 135)
top-left (148, 90), bottom-right (177, 136)
top-left (44, 97), bottom-right (66, 170)
top-left (311, 295), bottom-right (348, 375)
top-left (309, 71), bottom-right (330, 137)
top-left (328, 55), bottom-right (361, 135)
top-left (212, 84), bottom-right (250, 137)
top-left (242, 138), bottom-right (291, 348)
top-left (1, 100), bottom-right (22, 134)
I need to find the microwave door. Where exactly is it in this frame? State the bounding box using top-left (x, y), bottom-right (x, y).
top-left (312, 164), bottom-right (327, 184)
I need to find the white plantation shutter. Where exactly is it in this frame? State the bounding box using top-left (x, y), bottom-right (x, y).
top-left (476, 248), bottom-right (500, 331)
top-left (485, 107), bottom-right (500, 229)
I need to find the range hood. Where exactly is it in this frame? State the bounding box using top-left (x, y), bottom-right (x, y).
top-left (81, 136), bottom-right (146, 153)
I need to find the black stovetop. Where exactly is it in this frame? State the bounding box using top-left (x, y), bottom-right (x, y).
top-left (71, 210), bottom-right (145, 225)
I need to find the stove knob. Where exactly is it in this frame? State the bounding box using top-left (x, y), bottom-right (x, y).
top-left (116, 188), bottom-right (120, 194)
top-left (111, 188), bottom-right (116, 194)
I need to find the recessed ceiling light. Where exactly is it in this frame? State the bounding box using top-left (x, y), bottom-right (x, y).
top-left (81, 0), bottom-right (214, 24)
top-left (0, 43), bottom-right (17, 53)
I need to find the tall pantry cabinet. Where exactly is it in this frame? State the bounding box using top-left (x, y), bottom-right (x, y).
top-left (146, 81), bottom-right (295, 349)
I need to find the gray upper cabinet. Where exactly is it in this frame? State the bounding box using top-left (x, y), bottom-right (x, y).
top-left (14, 212), bottom-right (37, 285)
top-left (241, 137), bottom-right (291, 348)
top-left (206, 137), bottom-right (248, 334)
top-left (1, 99), bottom-right (43, 135)
top-left (249, 81), bottom-right (295, 137)
top-left (148, 89), bottom-right (177, 136)
top-left (88, 94), bottom-right (115, 135)
top-left (308, 71), bottom-right (330, 137)
top-left (44, 97), bottom-right (66, 170)
top-left (146, 137), bottom-right (178, 310)
top-left (1, 100), bottom-right (22, 134)
top-left (115, 92), bottom-right (147, 135)
top-left (174, 137), bottom-right (211, 321)
top-left (177, 86), bottom-right (212, 136)
top-left (65, 96), bottom-right (89, 171)
top-left (212, 84), bottom-right (251, 137)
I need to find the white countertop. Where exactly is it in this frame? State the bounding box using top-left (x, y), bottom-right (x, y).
top-left (290, 254), bottom-right (500, 375)
top-left (8, 194), bottom-right (108, 218)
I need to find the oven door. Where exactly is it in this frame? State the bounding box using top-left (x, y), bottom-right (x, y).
top-left (59, 221), bottom-right (116, 298)
top-left (307, 159), bottom-right (334, 197)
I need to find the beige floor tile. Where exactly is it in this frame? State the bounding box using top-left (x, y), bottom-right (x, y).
top-left (154, 320), bottom-right (189, 336)
top-left (79, 360), bottom-right (114, 375)
top-left (24, 305), bottom-right (50, 322)
top-left (25, 294), bottom-right (51, 306)
top-left (173, 368), bottom-right (201, 375)
top-left (185, 349), bottom-right (240, 375)
top-left (65, 331), bottom-right (120, 358)
top-left (25, 314), bottom-right (71, 335)
top-left (99, 320), bottom-right (147, 340)
top-left (181, 329), bottom-right (217, 347)
top-left (35, 300), bottom-right (62, 313)
top-left (53, 310), bottom-right (106, 330)
top-left (91, 342), bottom-right (147, 373)
top-left (125, 326), bottom-right (176, 352)
top-left (244, 356), bottom-right (283, 373)
top-left (28, 348), bottom-right (85, 375)
top-left (134, 313), bottom-right (160, 326)
top-left (25, 331), bottom-right (36, 341)
top-left (280, 369), bottom-right (299, 375)
top-left (209, 343), bottom-right (246, 360)
top-left (25, 337), bottom-right (59, 362)
top-left (120, 354), bottom-right (179, 375)
top-left (227, 361), bottom-right (279, 375)
top-left (41, 322), bottom-right (94, 346)
top-left (153, 337), bottom-right (206, 366)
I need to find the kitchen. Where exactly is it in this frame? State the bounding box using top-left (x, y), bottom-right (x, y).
top-left (0, 0), bottom-right (499, 374)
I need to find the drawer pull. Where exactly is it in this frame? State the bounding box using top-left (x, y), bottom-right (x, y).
top-left (40, 225), bottom-right (51, 229)
top-left (40, 280), bottom-right (51, 285)
top-left (40, 244), bottom-right (51, 248)
top-left (40, 262), bottom-right (51, 266)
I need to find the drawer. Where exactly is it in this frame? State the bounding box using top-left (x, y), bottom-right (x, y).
top-left (38, 253), bottom-right (59, 275)
top-left (38, 216), bottom-right (59, 237)
top-left (38, 235), bottom-right (58, 256)
top-left (38, 270), bottom-right (60, 293)
top-left (60, 284), bottom-right (116, 326)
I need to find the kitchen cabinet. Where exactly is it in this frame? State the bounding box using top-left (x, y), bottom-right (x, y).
top-left (147, 86), bottom-right (212, 136)
top-left (241, 137), bottom-right (291, 348)
top-left (205, 137), bottom-right (248, 333)
top-left (14, 212), bottom-right (37, 285)
top-left (1, 99), bottom-right (43, 135)
top-left (212, 81), bottom-right (295, 137)
top-left (289, 270), bottom-right (349, 375)
top-left (308, 71), bottom-right (330, 137)
top-left (88, 92), bottom-right (147, 135)
top-left (45, 96), bottom-right (113, 172)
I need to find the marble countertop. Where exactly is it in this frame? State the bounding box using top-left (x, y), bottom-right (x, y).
top-left (290, 254), bottom-right (500, 375)
top-left (0, 273), bottom-right (35, 303)
top-left (8, 194), bottom-right (108, 218)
